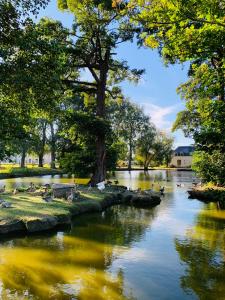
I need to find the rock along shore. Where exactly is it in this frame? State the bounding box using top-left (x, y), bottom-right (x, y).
top-left (188, 187), bottom-right (225, 204)
top-left (0, 187), bottom-right (161, 237)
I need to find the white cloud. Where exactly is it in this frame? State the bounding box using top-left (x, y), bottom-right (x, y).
top-left (141, 102), bottom-right (181, 130)
top-left (140, 102), bottom-right (194, 146)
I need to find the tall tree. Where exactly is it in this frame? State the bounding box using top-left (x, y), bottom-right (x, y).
top-left (136, 124), bottom-right (156, 170)
top-left (129, 0), bottom-right (224, 182)
top-left (112, 99), bottom-right (149, 171)
top-left (58, 0), bottom-right (144, 184)
top-left (0, 17), bottom-right (70, 162)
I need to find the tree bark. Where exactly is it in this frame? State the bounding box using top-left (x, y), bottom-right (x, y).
top-left (128, 137), bottom-right (132, 171)
top-left (50, 122), bottom-right (56, 169)
top-left (91, 82), bottom-right (107, 185)
top-left (38, 152), bottom-right (44, 168)
top-left (90, 51), bottom-right (110, 185)
top-left (144, 163), bottom-right (148, 171)
top-left (20, 148), bottom-right (26, 168)
top-left (38, 121), bottom-right (47, 168)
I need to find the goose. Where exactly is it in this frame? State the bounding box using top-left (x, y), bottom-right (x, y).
top-left (160, 186), bottom-right (165, 195)
top-left (27, 182), bottom-right (36, 192)
top-left (0, 185), bottom-right (6, 193)
top-left (13, 188), bottom-right (18, 195)
top-left (42, 193), bottom-right (53, 202)
top-left (67, 189), bottom-right (77, 201)
top-left (1, 201), bottom-right (12, 208)
top-left (97, 181), bottom-right (105, 192)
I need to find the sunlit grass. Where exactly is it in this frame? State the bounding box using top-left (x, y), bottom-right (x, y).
top-left (0, 193), bottom-right (71, 220)
top-left (0, 187), bottom-right (107, 220)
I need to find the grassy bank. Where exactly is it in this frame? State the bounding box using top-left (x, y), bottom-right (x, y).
top-left (0, 187), bottom-right (107, 235)
top-left (188, 184), bottom-right (225, 203)
top-left (0, 165), bottom-right (63, 179)
top-left (0, 185), bottom-right (161, 236)
top-left (0, 187), bottom-right (105, 220)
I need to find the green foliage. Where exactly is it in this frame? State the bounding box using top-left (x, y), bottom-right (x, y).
top-left (134, 0), bottom-right (225, 64)
top-left (136, 130), bottom-right (174, 168)
top-left (133, 0), bottom-right (225, 183)
top-left (136, 125), bottom-right (156, 169)
top-left (0, 15), bottom-right (71, 162)
top-left (56, 0), bottom-right (145, 182)
top-left (111, 98), bottom-right (151, 169)
top-left (60, 148), bottom-right (95, 177)
top-left (192, 151), bottom-right (225, 185)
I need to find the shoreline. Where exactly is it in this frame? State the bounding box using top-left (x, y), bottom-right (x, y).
top-left (0, 168), bottom-right (63, 179)
top-left (0, 188), bottom-right (161, 238)
top-left (188, 186), bottom-right (225, 204)
top-left (115, 167), bottom-right (193, 171)
top-left (0, 167), bottom-right (193, 180)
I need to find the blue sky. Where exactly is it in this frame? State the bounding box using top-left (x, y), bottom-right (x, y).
top-left (38, 0), bottom-right (193, 148)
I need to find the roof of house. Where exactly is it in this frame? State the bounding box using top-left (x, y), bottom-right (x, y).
top-left (174, 146), bottom-right (195, 155)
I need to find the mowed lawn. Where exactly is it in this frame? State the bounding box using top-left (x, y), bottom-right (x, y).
top-left (0, 187), bottom-right (106, 221)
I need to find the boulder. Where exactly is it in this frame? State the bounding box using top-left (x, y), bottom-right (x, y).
top-left (120, 191), bottom-right (134, 203)
top-left (0, 219), bottom-right (26, 234)
top-left (130, 194), bottom-right (161, 208)
top-left (70, 200), bottom-right (102, 216)
top-left (52, 184), bottom-right (76, 199)
top-left (56, 214), bottom-right (71, 225)
top-left (25, 216), bottom-right (58, 233)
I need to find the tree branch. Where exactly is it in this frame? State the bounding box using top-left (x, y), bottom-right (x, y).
top-left (63, 79), bottom-right (97, 87)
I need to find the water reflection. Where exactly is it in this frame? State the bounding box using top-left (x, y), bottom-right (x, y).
top-left (0, 170), bottom-right (218, 300)
top-left (0, 206), bottom-right (157, 299)
top-left (175, 203), bottom-right (225, 300)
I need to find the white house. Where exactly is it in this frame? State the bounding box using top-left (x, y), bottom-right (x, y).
top-left (170, 146), bottom-right (194, 168)
top-left (2, 153), bottom-right (52, 166)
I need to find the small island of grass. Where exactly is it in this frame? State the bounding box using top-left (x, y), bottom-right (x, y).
top-left (0, 184), bottom-right (161, 236)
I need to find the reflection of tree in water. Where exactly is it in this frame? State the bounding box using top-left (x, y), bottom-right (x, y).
top-left (71, 205), bottom-right (157, 246)
top-left (0, 206), bottom-right (157, 299)
top-left (175, 203), bottom-right (225, 300)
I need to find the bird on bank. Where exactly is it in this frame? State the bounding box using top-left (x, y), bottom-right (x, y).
top-left (42, 193), bottom-right (53, 202)
top-left (0, 185), bottom-right (6, 193)
top-left (176, 183), bottom-right (184, 187)
top-left (1, 201), bottom-right (12, 208)
top-left (13, 188), bottom-right (18, 195)
top-left (160, 186), bottom-right (165, 195)
top-left (97, 181), bottom-right (105, 192)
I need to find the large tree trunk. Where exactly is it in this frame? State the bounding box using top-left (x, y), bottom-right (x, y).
top-left (38, 152), bottom-right (44, 168)
top-left (50, 122), bottom-right (56, 169)
top-left (144, 163), bottom-right (148, 171)
top-left (91, 71), bottom-right (107, 185)
top-left (20, 148), bottom-right (26, 168)
top-left (128, 138), bottom-right (132, 171)
top-left (91, 134), bottom-right (106, 184)
top-left (38, 121), bottom-right (47, 168)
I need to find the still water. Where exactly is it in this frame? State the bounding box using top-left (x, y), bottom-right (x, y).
top-left (0, 171), bottom-right (224, 300)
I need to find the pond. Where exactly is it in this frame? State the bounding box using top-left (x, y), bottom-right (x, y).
top-left (0, 170), bottom-right (224, 300)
